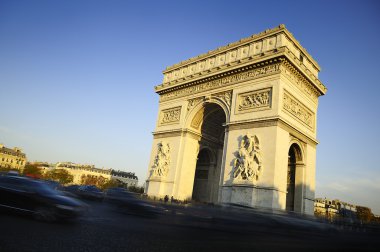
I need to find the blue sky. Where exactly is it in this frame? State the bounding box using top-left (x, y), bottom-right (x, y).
top-left (1, 0), bottom-right (379, 213)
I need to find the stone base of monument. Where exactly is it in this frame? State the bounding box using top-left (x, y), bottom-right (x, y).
top-left (221, 185), bottom-right (282, 210)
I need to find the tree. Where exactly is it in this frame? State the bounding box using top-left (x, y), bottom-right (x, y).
top-left (80, 174), bottom-right (99, 186)
top-left (100, 179), bottom-right (121, 190)
top-left (356, 206), bottom-right (372, 223)
top-left (44, 169), bottom-right (73, 185)
top-left (23, 163), bottom-right (42, 178)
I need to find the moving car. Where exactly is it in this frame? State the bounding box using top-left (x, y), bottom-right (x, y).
top-left (0, 175), bottom-right (86, 221)
top-left (104, 188), bottom-right (162, 216)
top-left (76, 185), bottom-right (104, 201)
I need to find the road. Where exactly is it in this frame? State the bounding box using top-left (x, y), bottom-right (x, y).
top-left (0, 200), bottom-right (379, 251)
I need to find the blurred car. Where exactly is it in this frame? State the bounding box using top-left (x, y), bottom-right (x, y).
top-left (64, 185), bottom-right (80, 193)
top-left (104, 188), bottom-right (162, 217)
top-left (76, 185), bottom-right (104, 201)
top-left (0, 175), bottom-right (86, 221)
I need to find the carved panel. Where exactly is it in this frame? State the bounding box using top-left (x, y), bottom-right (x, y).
top-left (283, 91), bottom-right (314, 130)
top-left (159, 106), bottom-right (181, 125)
top-left (213, 90), bottom-right (232, 109)
top-left (236, 88), bottom-right (271, 113)
top-left (151, 142), bottom-right (171, 178)
top-left (160, 63), bottom-right (281, 102)
top-left (187, 97), bottom-right (204, 113)
top-left (233, 134), bottom-right (263, 182)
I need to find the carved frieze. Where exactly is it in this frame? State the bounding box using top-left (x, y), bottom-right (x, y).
top-left (233, 134), bottom-right (263, 182)
top-left (213, 90), bottom-right (232, 109)
top-left (159, 106), bottom-right (181, 125)
top-left (151, 141), bottom-right (171, 177)
top-left (283, 91), bottom-right (314, 130)
top-left (160, 63), bottom-right (281, 102)
top-left (237, 88), bottom-right (271, 113)
top-left (187, 97), bottom-right (204, 112)
top-left (280, 61), bottom-right (319, 103)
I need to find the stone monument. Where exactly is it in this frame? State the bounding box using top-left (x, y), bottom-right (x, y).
top-left (145, 25), bottom-right (327, 214)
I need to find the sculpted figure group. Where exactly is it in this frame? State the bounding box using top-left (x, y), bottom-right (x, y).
top-left (233, 134), bottom-right (263, 181)
top-left (152, 142), bottom-right (171, 177)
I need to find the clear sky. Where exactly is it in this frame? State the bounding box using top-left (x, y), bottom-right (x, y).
top-left (1, 0), bottom-right (379, 214)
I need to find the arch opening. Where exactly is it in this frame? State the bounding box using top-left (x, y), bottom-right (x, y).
top-left (191, 103), bottom-right (226, 203)
top-left (286, 143), bottom-right (303, 211)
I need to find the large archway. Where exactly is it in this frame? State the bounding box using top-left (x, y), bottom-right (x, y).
top-left (286, 143), bottom-right (303, 211)
top-left (191, 103), bottom-right (226, 203)
top-left (146, 26), bottom-right (325, 215)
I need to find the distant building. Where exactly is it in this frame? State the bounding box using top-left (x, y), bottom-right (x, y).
top-left (56, 162), bottom-right (138, 187)
top-left (0, 144), bottom-right (27, 171)
top-left (29, 161), bottom-right (55, 174)
top-left (111, 170), bottom-right (138, 187)
top-left (314, 198), bottom-right (357, 221)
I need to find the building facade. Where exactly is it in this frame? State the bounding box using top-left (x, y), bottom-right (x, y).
top-left (56, 162), bottom-right (138, 187)
top-left (145, 25), bottom-right (327, 215)
top-left (0, 144), bottom-right (27, 171)
top-left (314, 198), bottom-right (357, 220)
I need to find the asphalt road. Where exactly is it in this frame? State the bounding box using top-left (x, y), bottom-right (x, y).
top-left (0, 200), bottom-right (379, 252)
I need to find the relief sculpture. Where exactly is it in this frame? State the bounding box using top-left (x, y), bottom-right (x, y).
top-left (151, 142), bottom-right (171, 177)
top-left (214, 90), bottom-right (232, 109)
top-left (160, 107), bottom-right (181, 125)
top-left (283, 91), bottom-right (314, 130)
top-left (233, 134), bottom-right (263, 181)
top-left (238, 89), bottom-right (271, 111)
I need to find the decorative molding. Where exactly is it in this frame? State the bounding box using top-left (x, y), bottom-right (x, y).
top-left (236, 88), bottom-right (271, 113)
top-left (164, 25), bottom-right (286, 73)
top-left (233, 134), bottom-right (263, 182)
top-left (159, 106), bottom-right (181, 125)
top-left (160, 62), bottom-right (281, 102)
top-left (151, 141), bottom-right (171, 178)
top-left (283, 90), bottom-right (314, 130)
top-left (161, 24), bottom-right (320, 84)
top-left (227, 117), bottom-right (279, 131)
top-left (280, 61), bottom-right (319, 102)
top-left (153, 129), bottom-right (183, 139)
top-left (213, 90), bottom-right (232, 109)
top-left (187, 96), bottom-right (204, 112)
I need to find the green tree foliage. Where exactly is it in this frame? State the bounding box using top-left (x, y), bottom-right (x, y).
top-left (100, 179), bottom-right (121, 190)
top-left (22, 163), bottom-right (42, 178)
top-left (44, 169), bottom-right (73, 185)
top-left (80, 174), bottom-right (113, 189)
top-left (80, 174), bottom-right (99, 186)
top-left (356, 206), bottom-right (373, 223)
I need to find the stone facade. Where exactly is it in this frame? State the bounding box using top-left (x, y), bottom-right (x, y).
top-left (56, 162), bottom-right (138, 187)
top-left (0, 144), bottom-right (27, 171)
top-left (145, 25), bottom-right (327, 215)
top-left (314, 198), bottom-right (357, 221)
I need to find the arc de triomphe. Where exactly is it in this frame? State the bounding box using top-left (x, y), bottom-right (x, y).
top-left (145, 25), bottom-right (326, 215)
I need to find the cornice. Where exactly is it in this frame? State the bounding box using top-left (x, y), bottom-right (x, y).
top-left (157, 52), bottom-right (326, 103)
top-left (156, 47), bottom-right (285, 93)
top-left (163, 24), bottom-right (319, 73)
top-left (282, 47), bottom-right (327, 95)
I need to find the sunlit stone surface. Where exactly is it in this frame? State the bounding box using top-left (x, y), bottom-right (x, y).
top-left (145, 25), bottom-right (326, 215)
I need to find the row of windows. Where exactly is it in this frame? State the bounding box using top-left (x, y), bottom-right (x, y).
top-left (1, 157), bottom-right (24, 165)
top-left (0, 151), bottom-right (25, 157)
